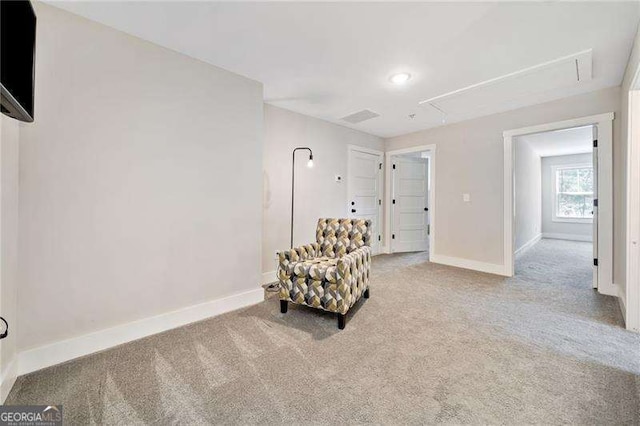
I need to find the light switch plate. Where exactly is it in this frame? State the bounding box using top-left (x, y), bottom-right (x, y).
top-left (463, 193), bottom-right (470, 202)
top-left (335, 174), bottom-right (342, 183)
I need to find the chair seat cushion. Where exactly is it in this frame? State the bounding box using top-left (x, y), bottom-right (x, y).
top-left (292, 256), bottom-right (339, 282)
top-left (287, 256), bottom-right (343, 311)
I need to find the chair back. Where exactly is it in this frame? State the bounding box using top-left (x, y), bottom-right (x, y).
top-left (316, 218), bottom-right (372, 257)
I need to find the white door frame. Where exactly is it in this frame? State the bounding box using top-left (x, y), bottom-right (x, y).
top-left (385, 144), bottom-right (436, 258)
top-left (503, 113), bottom-right (615, 297)
top-left (625, 67), bottom-right (640, 332)
top-left (347, 145), bottom-right (384, 254)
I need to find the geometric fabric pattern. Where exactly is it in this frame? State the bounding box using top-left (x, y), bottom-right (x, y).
top-left (278, 218), bottom-right (372, 314)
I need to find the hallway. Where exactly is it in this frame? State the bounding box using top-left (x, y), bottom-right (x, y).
top-left (515, 238), bottom-right (616, 325)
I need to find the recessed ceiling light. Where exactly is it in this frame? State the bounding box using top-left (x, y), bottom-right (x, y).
top-left (390, 73), bottom-right (411, 85)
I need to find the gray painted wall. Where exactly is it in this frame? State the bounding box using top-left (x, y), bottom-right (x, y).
top-left (385, 87), bottom-right (620, 270)
top-left (262, 105), bottom-right (383, 276)
top-left (514, 139), bottom-right (541, 251)
top-left (0, 116), bottom-right (20, 401)
top-left (18, 4), bottom-right (264, 351)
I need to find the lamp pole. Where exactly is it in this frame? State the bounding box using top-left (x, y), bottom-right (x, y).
top-left (291, 147), bottom-right (314, 248)
top-left (265, 147), bottom-right (314, 293)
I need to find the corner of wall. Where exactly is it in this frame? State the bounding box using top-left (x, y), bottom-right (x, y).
top-left (262, 270), bottom-right (276, 285)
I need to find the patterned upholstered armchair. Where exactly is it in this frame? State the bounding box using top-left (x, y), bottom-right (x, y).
top-left (278, 218), bottom-right (372, 329)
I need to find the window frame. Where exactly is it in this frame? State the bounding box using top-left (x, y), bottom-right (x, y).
top-left (551, 163), bottom-right (594, 224)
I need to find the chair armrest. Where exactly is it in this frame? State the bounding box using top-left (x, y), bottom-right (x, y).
top-left (337, 246), bottom-right (371, 277)
top-left (332, 246), bottom-right (371, 312)
top-left (277, 243), bottom-right (319, 279)
top-left (277, 243), bottom-right (319, 263)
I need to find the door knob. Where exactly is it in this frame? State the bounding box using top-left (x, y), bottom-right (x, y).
top-left (424, 207), bottom-right (428, 211)
top-left (351, 209), bottom-right (356, 213)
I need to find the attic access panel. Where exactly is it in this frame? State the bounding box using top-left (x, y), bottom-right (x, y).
top-left (420, 50), bottom-right (592, 117)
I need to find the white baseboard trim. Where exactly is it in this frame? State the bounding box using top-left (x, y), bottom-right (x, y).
top-left (542, 232), bottom-right (592, 242)
top-left (430, 254), bottom-right (507, 276)
top-left (262, 270), bottom-right (276, 285)
top-left (0, 359), bottom-right (17, 404)
top-left (18, 288), bottom-right (264, 376)
top-left (515, 234), bottom-right (542, 256)
top-left (597, 281), bottom-right (618, 298)
top-left (617, 284), bottom-right (627, 325)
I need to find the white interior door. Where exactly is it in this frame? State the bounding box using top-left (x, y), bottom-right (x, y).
top-left (348, 148), bottom-right (383, 254)
top-left (392, 155), bottom-right (429, 253)
top-left (592, 125), bottom-right (598, 289)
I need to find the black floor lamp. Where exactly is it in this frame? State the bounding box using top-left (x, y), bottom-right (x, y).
top-left (265, 147), bottom-right (314, 292)
top-left (290, 147), bottom-right (314, 248)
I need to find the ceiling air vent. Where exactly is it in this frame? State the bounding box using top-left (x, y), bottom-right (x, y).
top-left (341, 109), bottom-right (380, 124)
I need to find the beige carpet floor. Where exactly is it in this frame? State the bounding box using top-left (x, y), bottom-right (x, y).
top-left (6, 239), bottom-right (640, 424)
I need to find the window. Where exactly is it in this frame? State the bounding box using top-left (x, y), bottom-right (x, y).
top-left (552, 164), bottom-right (594, 222)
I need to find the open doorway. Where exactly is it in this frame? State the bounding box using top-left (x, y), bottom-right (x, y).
top-left (504, 113), bottom-right (615, 296)
top-left (513, 125), bottom-right (596, 287)
top-left (385, 145), bottom-right (436, 259)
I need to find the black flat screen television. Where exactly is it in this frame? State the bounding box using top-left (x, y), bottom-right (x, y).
top-left (1, 0), bottom-right (37, 123)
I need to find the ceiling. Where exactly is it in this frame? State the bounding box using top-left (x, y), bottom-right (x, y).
top-left (518, 126), bottom-right (593, 157)
top-left (47, 1), bottom-right (640, 138)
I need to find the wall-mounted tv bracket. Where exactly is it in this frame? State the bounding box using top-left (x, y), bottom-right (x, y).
top-left (0, 317), bottom-right (8, 339)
